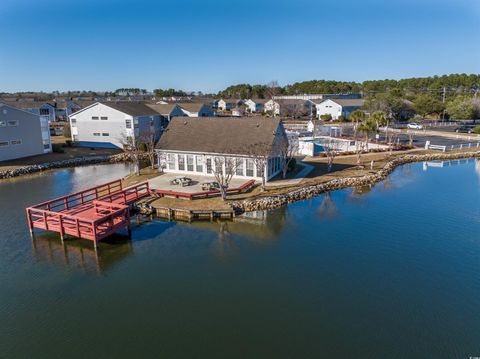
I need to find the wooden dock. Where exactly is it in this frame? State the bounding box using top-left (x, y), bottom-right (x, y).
top-left (26, 180), bottom-right (150, 247)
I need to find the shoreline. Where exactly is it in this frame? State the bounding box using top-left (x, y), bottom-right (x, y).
top-left (230, 151), bottom-right (480, 213)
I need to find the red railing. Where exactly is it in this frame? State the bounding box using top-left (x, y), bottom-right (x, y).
top-left (151, 180), bottom-right (255, 200)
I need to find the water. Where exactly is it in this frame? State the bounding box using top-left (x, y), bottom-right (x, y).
top-left (0, 160), bottom-right (479, 358)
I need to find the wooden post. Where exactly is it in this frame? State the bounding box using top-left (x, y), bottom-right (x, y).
top-left (59, 215), bottom-right (64, 242)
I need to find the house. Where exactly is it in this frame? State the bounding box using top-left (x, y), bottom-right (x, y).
top-left (4, 101), bottom-right (57, 123)
top-left (244, 99), bottom-right (267, 113)
top-left (68, 102), bottom-right (164, 149)
top-left (178, 103), bottom-right (215, 117)
top-left (217, 99), bottom-right (243, 111)
top-left (156, 117), bottom-right (287, 182)
top-left (314, 99), bottom-right (365, 120)
top-left (264, 99), bottom-right (313, 117)
top-left (0, 103), bottom-right (51, 161)
top-left (146, 103), bottom-right (185, 124)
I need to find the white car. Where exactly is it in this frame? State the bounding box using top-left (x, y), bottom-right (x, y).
top-left (407, 122), bottom-right (423, 130)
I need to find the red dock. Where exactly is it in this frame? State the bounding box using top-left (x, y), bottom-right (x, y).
top-left (26, 180), bottom-right (150, 247)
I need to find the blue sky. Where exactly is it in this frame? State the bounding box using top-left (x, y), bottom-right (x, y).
top-left (0, 0), bottom-right (479, 93)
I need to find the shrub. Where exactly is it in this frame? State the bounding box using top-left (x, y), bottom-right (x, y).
top-left (320, 114), bottom-right (332, 121)
top-left (338, 115), bottom-right (346, 122)
top-left (52, 143), bottom-right (65, 153)
top-left (473, 126), bottom-right (480, 134)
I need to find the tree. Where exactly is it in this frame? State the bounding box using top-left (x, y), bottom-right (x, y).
top-left (446, 97), bottom-right (475, 120)
top-left (358, 117), bottom-right (378, 152)
top-left (413, 94), bottom-right (445, 118)
top-left (322, 138), bottom-right (343, 172)
top-left (247, 142), bottom-right (274, 190)
top-left (212, 155), bottom-right (240, 201)
top-left (320, 113), bottom-right (333, 121)
top-left (136, 126), bottom-right (158, 170)
top-left (350, 110), bottom-right (367, 165)
top-left (265, 80), bottom-right (281, 100)
top-left (119, 135), bottom-right (143, 176)
top-left (63, 123), bottom-right (71, 139)
top-left (277, 136), bottom-right (298, 179)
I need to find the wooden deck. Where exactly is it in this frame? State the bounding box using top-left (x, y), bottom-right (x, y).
top-left (26, 180), bottom-right (150, 246)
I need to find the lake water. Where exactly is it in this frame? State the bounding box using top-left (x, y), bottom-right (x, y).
top-left (0, 160), bottom-right (479, 358)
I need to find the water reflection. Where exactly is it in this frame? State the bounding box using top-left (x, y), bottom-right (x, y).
top-left (317, 192), bottom-right (338, 219)
top-left (31, 233), bottom-right (134, 274)
top-left (422, 158), bottom-right (475, 171)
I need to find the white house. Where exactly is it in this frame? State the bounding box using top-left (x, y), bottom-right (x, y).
top-left (178, 103), bottom-right (215, 117)
top-left (264, 99), bottom-right (312, 117)
top-left (244, 99), bottom-right (266, 113)
top-left (156, 117), bottom-right (287, 182)
top-left (0, 103), bottom-right (51, 161)
top-left (315, 99), bottom-right (364, 120)
top-left (217, 99), bottom-right (243, 111)
top-left (68, 102), bottom-right (164, 149)
top-left (146, 103), bottom-right (185, 123)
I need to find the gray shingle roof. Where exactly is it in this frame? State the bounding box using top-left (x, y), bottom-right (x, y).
top-left (156, 117), bottom-right (282, 155)
top-left (101, 102), bottom-right (160, 116)
top-left (146, 103), bottom-right (180, 115)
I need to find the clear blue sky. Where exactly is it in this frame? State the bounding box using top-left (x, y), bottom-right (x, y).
top-left (0, 0), bottom-right (479, 93)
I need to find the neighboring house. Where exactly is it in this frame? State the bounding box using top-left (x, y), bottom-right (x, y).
top-left (217, 99), bottom-right (243, 111)
top-left (0, 103), bottom-right (51, 161)
top-left (244, 99), bottom-right (267, 113)
top-left (53, 100), bottom-right (81, 122)
top-left (156, 117), bottom-right (287, 182)
top-left (5, 101), bottom-right (57, 123)
top-left (146, 103), bottom-right (185, 124)
top-left (178, 103), bottom-right (215, 117)
top-left (315, 99), bottom-right (365, 120)
top-left (68, 102), bottom-right (163, 149)
top-left (210, 99), bottom-right (220, 109)
top-left (264, 99), bottom-right (312, 117)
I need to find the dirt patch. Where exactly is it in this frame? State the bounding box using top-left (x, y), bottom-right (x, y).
top-left (150, 196), bottom-right (231, 211)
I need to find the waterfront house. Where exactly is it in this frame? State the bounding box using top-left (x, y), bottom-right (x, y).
top-left (244, 99), bottom-right (267, 113)
top-left (0, 103), bottom-right (52, 161)
top-left (314, 99), bottom-right (365, 120)
top-left (68, 102), bottom-right (163, 149)
top-left (178, 103), bottom-right (215, 117)
top-left (156, 117), bottom-right (287, 182)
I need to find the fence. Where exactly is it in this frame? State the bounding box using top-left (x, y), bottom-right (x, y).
top-left (425, 142), bottom-right (480, 152)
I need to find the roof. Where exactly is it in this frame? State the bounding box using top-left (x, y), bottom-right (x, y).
top-left (323, 99), bottom-right (365, 107)
top-left (246, 99), bottom-right (267, 104)
top-left (156, 117), bottom-right (282, 155)
top-left (0, 103), bottom-right (41, 118)
top-left (100, 102), bottom-right (160, 116)
top-left (177, 102), bottom-right (210, 112)
top-left (270, 99), bottom-right (308, 106)
top-left (146, 103), bottom-right (180, 115)
top-left (2, 101), bottom-right (53, 110)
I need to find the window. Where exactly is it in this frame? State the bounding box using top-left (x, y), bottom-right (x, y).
top-left (70, 118), bottom-right (77, 127)
top-left (102, 133), bottom-right (109, 136)
top-left (11, 140), bottom-right (22, 145)
top-left (101, 116), bottom-right (108, 120)
top-left (93, 133), bottom-right (101, 136)
top-left (7, 120), bottom-right (18, 127)
top-left (246, 159), bottom-right (254, 177)
top-left (0, 120), bottom-right (6, 127)
top-left (178, 155), bottom-right (185, 170)
top-left (187, 155), bottom-right (194, 171)
top-left (40, 108), bottom-right (50, 115)
top-left (167, 153), bottom-right (175, 170)
top-left (236, 158), bottom-right (244, 176)
top-left (92, 116), bottom-right (99, 120)
top-left (256, 161), bottom-right (264, 178)
top-left (0, 141), bottom-right (8, 147)
top-left (206, 158), bottom-right (212, 174)
top-left (126, 119), bottom-right (132, 129)
top-left (43, 144), bottom-right (50, 149)
top-left (195, 156), bottom-right (203, 172)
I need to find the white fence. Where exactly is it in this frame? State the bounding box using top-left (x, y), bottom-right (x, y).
top-left (425, 141), bottom-right (480, 152)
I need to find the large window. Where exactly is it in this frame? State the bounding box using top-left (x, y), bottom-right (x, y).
top-left (178, 155), bottom-right (185, 170)
top-left (236, 158), bottom-right (244, 176)
top-left (167, 153), bottom-right (175, 170)
top-left (196, 156), bottom-right (203, 172)
top-left (206, 158), bottom-right (212, 174)
top-left (187, 155), bottom-right (194, 171)
top-left (246, 159), bottom-right (254, 177)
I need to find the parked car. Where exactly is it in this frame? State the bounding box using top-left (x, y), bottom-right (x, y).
top-left (407, 122), bottom-right (423, 130)
top-left (454, 125), bottom-right (474, 134)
